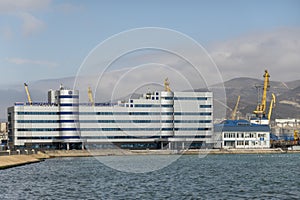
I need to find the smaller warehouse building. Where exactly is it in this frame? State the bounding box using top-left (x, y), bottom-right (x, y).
top-left (214, 120), bottom-right (271, 149)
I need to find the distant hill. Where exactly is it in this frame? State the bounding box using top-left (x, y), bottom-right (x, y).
top-left (0, 76), bottom-right (299, 121)
top-left (211, 78), bottom-right (300, 119)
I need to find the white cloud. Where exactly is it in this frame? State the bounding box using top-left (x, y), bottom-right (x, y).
top-left (0, 0), bottom-right (51, 13)
top-left (209, 28), bottom-right (300, 82)
top-left (6, 57), bottom-right (58, 67)
top-left (18, 12), bottom-right (45, 36)
top-left (71, 28), bottom-right (300, 103)
top-left (0, 0), bottom-right (51, 37)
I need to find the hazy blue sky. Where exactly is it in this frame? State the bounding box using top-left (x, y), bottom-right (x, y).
top-left (0, 0), bottom-right (299, 86)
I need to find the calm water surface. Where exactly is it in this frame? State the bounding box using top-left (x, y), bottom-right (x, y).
top-left (0, 154), bottom-right (299, 199)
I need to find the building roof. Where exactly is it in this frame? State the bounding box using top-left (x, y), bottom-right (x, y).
top-left (214, 120), bottom-right (270, 132)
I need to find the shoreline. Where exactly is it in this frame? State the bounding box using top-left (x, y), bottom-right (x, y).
top-left (1, 149), bottom-right (300, 170)
top-left (0, 152), bottom-right (50, 170)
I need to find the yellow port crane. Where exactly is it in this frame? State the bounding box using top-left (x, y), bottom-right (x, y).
top-left (294, 130), bottom-right (299, 141)
top-left (231, 95), bottom-right (240, 120)
top-left (87, 86), bottom-right (94, 106)
top-left (24, 83), bottom-right (32, 106)
top-left (267, 93), bottom-right (276, 121)
top-left (253, 70), bottom-right (270, 116)
top-left (164, 78), bottom-right (171, 92)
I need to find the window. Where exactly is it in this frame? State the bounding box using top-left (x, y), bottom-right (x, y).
top-left (161, 105), bottom-right (172, 107)
top-left (199, 105), bottom-right (212, 108)
top-left (161, 128), bottom-right (173, 131)
top-left (59, 95), bottom-right (79, 99)
top-left (237, 133), bottom-right (244, 138)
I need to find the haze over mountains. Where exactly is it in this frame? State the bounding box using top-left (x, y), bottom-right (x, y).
top-left (0, 76), bottom-right (299, 121)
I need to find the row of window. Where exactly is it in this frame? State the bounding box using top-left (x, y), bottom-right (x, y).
top-left (173, 135), bottom-right (211, 138)
top-left (17, 135), bottom-right (211, 140)
top-left (16, 120), bottom-right (212, 124)
top-left (132, 104), bottom-right (173, 108)
top-left (226, 141), bottom-right (267, 146)
top-left (17, 111), bottom-right (172, 115)
top-left (17, 128), bottom-right (78, 132)
top-left (17, 111), bottom-right (212, 116)
top-left (174, 128), bottom-right (211, 131)
top-left (59, 103), bottom-right (79, 107)
top-left (17, 127), bottom-right (212, 132)
top-left (17, 112), bottom-right (58, 115)
top-left (17, 136), bottom-right (80, 140)
top-left (164, 97), bottom-right (208, 100)
top-left (134, 104), bottom-right (161, 107)
top-left (44, 104), bottom-right (210, 108)
top-left (224, 132), bottom-right (259, 138)
top-left (174, 112), bottom-right (211, 116)
top-left (59, 95), bottom-right (79, 99)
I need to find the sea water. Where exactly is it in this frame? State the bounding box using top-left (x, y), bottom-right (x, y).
top-left (1, 154), bottom-right (299, 199)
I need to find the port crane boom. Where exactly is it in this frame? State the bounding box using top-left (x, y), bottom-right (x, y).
top-left (253, 70), bottom-right (270, 115)
top-left (268, 93), bottom-right (276, 121)
top-left (24, 83), bottom-right (32, 105)
top-left (231, 95), bottom-right (240, 120)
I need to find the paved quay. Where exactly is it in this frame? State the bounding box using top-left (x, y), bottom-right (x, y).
top-left (0, 152), bottom-right (50, 169)
top-left (1, 148), bottom-right (300, 170)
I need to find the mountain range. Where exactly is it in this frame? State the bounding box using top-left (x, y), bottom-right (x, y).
top-left (211, 78), bottom-right (300, 119)
top-left (0, 76), bottom-right (299, 121)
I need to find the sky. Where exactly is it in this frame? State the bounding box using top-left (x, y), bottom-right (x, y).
top-left (0, 0), bottom-right (300, 87)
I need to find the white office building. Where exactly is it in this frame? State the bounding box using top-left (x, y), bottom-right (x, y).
top-left (8, 85), bottom-right (213, 150)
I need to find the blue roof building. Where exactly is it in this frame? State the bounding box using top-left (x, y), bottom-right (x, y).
top-left (214, 120), bottom-right (271, 149)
